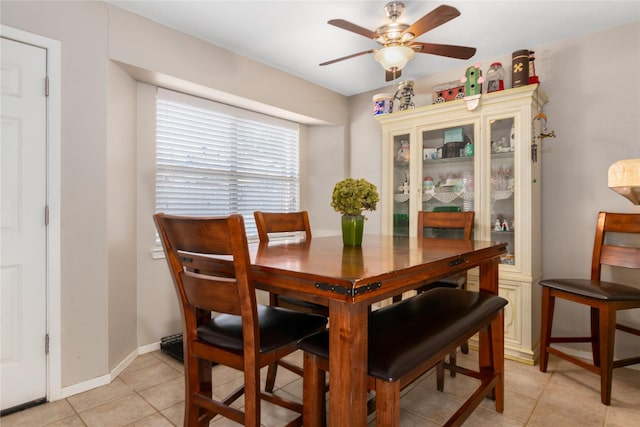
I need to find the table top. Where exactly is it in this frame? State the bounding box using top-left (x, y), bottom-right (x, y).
top-left (251, 235), bottom-right (507, 304)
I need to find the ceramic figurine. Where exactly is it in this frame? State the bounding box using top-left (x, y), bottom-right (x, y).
top-left (402, 180), bottom-right (409, 194)
top-left (396, 140), bottom-right (410, 161)
top-left (462, 64), bottom-right (483, 96)
top-left (394, 80), bottom-right (415, 111)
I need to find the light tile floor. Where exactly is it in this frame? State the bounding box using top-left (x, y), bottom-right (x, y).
top-left (2, 349), bottom-right (639, 426)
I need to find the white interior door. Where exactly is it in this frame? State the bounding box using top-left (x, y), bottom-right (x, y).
top-left (1, 36), bottom-right (48, 412)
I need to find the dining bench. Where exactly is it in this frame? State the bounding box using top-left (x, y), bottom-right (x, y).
top-left (298, 287), bottom-right (508, 426)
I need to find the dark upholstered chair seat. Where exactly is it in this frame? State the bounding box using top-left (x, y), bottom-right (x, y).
top-left (198, 304), bottom-right (327, 354)
top-left (299, 288), bottom-right (507, 381)
top-left (539, 278), bottom-right (640, 301)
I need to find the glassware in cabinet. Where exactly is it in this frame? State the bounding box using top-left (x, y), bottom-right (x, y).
top-left (392, 134), bottom-right (411, 236)
top-left (421, 124), bottom-right (475, 224)
top-left (489, 117), bottom-right (516, 265)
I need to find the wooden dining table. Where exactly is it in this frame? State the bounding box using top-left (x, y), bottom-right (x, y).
top-left (247, 234), bottom-right (507, 427)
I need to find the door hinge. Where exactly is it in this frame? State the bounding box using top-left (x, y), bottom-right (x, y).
top-left (45, 334), bottom-right (50, 355)
top-left (45, 76), bottom-right (49, 97)
top-left (45, 205), bottom-right (49, 226)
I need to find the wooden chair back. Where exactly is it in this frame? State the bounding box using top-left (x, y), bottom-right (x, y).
top-left (418, 211), bottom-right (475, 240)
top-left (591, 212), bottom-right (640, 280)
top-left (253, 210), bottom-right (325, 393)
top-left (254, 211), bottom-right (312, 242)
top-left (155, 213), bottom-right (324, 424)
top-left (154, 213), bottom-right (258, 347)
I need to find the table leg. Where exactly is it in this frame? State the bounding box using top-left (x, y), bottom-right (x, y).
top-left (327, 300), bottom-right (368, 427)
top-left (478, 256), bottom-right (504, 408)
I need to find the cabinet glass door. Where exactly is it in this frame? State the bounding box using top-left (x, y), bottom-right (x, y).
top-left (421, 124), bottom-right (475, 227)
top-left (392, 133), bottom-right (411, 236)
top-left (489, 117), bottom-right (516, 265)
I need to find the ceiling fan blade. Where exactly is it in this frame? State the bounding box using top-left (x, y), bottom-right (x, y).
top-left (328, 19), bottom-right (377, 39)
top-left (386, 68), bottom-right (402, 82)
top-left (320, 49), bottom-right (376, 66)
top-left (403, 5), bottom-right (461, 39)
top-left (412, 42), bottom-right (476, 60)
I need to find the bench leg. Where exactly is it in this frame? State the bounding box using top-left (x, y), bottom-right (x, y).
top-left (375, 380), bottom-right (400, 427)
top-left (303, 352), bottom-right (326, 427)
top-left (436, 361), bottom-right (445, 391)
top-left (491, 312), bottom-right (504, 413)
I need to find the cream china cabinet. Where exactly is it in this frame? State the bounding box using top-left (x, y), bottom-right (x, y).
top-left (377, 84), bottom-right (547, 364)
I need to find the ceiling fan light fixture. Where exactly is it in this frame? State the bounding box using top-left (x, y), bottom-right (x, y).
top-left (375, 45), bottom-right (415, 71)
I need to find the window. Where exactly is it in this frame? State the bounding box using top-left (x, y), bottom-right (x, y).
top-left (155, 88), bottom-right (300, 239)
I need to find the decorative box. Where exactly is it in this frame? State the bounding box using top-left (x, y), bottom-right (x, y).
top-left (444, 127), bottom-right (464, 144)
top-left (442, 141), bottom-right (466, 158)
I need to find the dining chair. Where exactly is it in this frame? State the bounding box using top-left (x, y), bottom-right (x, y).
top-left (253, 211), bottom-right (330, 393)
top-left (539, 211), bottom-right (640, 405)
top-left (154, 213), bottom-right (328, 426)
top-left (299, 287), bottom-right (507, 426)
top-left (393, 210), bottom-right (475, 388)
top-left (416, 210), bottom-right (475, 293)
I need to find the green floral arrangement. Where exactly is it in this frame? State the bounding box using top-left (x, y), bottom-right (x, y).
top-left (331, 178), bottom-right (380, 217)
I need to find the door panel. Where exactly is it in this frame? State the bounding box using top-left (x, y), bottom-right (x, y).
top-left (1, 36), bottom-right (48, 411)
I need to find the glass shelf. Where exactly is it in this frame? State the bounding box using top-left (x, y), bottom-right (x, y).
top-left (423, 156), bottom-right (473, 165)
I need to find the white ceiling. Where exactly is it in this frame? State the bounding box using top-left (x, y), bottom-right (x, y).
top-left (106, 1), bottom-right (640, 96)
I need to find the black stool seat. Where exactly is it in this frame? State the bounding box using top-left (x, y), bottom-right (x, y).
top-left (539, 278), bottom-right (640, 301)
top-left (299, 288), bottom-right (507, 382)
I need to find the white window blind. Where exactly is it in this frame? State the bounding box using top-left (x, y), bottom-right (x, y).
top-left (155, 88), bottom-right (300, 238)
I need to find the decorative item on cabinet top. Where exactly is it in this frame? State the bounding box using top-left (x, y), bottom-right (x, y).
top-left (393, 80), bottom-right (415, 111)
top-left (432, 80), bottom-right (465, 104)
top-left (373, 93), bottom-right (394, 115)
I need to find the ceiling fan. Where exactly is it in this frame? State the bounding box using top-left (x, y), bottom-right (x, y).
top-left (320, 2), bottom-right (476, 81)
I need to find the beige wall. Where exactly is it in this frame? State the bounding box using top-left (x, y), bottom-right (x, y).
top-left (348, 21), bottom-right (640, 359)
top-left (107, 60), bottom-right (138, 367)
top-left (1, 0), bottom-right (348, 390)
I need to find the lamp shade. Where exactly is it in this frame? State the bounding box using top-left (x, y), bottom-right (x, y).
top-left (608, 159), bottom-right (640, 204)
top-left (374, 46), bottom-right (415, 71)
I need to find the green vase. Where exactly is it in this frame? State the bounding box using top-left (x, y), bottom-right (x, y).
top-left (341, 214), bottom-right (364, 246)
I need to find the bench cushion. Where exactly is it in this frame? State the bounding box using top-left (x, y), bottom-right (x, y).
top-left (298, 288), bottom-right (507, 382)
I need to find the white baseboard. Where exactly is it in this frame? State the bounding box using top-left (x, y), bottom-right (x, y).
top-left (57, 342), bottom-right (162, 400)
top-left (110, 349), bottom-right (139, 380)
top-left (138, 341), bottom-right (161, 355)
top-left (59, 373), bottom-right (111, 399)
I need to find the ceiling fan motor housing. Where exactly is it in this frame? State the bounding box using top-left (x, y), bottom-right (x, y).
top-left (384, 1), bottom-right (405, 20)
